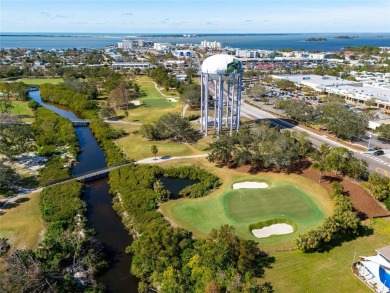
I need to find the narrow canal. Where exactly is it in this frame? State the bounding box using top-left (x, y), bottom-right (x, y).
top-left (29, 91), bottom-right (138, 292)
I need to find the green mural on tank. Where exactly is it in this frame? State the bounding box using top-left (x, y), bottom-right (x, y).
top-left (226, 59), bottom-right (242, 75)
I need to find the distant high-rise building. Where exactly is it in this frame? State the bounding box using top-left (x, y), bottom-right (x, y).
top-left (200, 40), bottom-right (222, 49)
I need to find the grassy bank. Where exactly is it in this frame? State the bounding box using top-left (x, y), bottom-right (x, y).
top-left (155, 158), bottom-right (390, 292)
top-left (0, 191), bottom-right (44, 249)
top-left (10, 100), bottom-right (35, 122)
top-left (111, 124), bottom-right (204, 160)
top-left (20, 78), bottom-right (64, 85)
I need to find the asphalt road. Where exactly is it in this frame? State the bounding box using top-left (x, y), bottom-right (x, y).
top-left (240, 102), bottom-right (390, 177)
top-left (206, 79), bottom-right (390, 177)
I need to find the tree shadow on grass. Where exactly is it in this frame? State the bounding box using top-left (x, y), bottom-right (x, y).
top-left (316, 225), bottom-right (374, 253)
top-left (0, 197), bottom-right (30, 213)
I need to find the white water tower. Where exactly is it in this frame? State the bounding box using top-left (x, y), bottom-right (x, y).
top-left (200, 54), bottom-right (243, 136)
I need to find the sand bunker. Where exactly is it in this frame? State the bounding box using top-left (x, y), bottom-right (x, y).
top-left (130, 100), bottom-right (141, 106)
top-left (252, 224), bottom-right (294, 238)
top-left (232, 182), bottom-right (269, 189)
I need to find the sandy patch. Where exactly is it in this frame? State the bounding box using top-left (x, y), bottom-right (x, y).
top-left (252, 224), bottom-right (294, 238)
top-left (233, 182), bottom-right (269, 189)
top-left (167, 98), bottom-right (178, 102)
top-left (130, 100), bottom-right (141, 106)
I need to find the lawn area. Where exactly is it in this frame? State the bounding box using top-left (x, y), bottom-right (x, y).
top-left (157, 158), bottom-right (390, 292)
top-left (0, 191), bottom-right (44, 249)
top-left (264, 218), bottom-right (390, 293)
top-left (111, 124), bottom-right (205, 160)
top-left (135, 76), bottom-right (177, 109)
top-left (10, 100), bottom-right (35, 122)
top-left (20, 78), bottom-right (64, 85)
top-left (161, 170), bottom-right (332, 249)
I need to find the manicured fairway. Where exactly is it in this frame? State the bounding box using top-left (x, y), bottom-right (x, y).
top-left (164, 176), bottom-right (328, 247)
top-left (21, 78), bottom-right (64, 85)
top-left (136, 76), bottom-right (176, 109)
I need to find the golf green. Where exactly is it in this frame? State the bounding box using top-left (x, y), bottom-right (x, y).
top-left (168, 179), bottom-right (328, 246)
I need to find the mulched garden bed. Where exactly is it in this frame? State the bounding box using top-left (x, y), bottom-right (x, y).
top-left (234, 160), bottom-right (390, 219)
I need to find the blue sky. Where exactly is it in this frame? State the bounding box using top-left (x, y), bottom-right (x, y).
top-left (1, 0), bottom-right (390, 33)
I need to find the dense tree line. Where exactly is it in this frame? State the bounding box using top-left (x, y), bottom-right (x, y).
top-left (38, 83), bottom-right (129, 167)
top-left (32, 108), bottom-right (78, 184)
top-left (276, 100), bottom-right (370, 140)
top-left (148, 66), bottom-right (182, 91)
top-left (312, 144), bottom-right (368, 182)
top-left (109, 164), bottom-right (273, 292)
top-left (374, 123), bottom-right (390, 139)
top-left (344, 46), bottom-right (381, 55)
top-left (140, 112), bottom-right (199, 143)
top-left (32, 108), bottom-right (78, 156)
top-left (362, 173), bottom-right (390, 210)
top-left (0, 82), bottom-right (29, 101)
top-left (295, 183), bottom-right (362, 252)
top-left (207, 125), bottom-right (312, 171)
top-left (0, 161), bottom-right (22, 197)
top-left (89, 119), bottom-right (128, 166)
top-left (0, 181), bottom-right (107, 292)
top-left (0, 123), bottom-right (34, 159)
top-left (40, 83), bottom-right (97, 115)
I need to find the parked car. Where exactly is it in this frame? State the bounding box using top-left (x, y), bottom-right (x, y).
top-left (373, 150), bottom-right (385, 156)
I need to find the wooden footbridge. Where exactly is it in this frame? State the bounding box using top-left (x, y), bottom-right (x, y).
top-left (70, 119), bottom-right (91, 127)
top-left (47, 161), bottom-right (133, 187)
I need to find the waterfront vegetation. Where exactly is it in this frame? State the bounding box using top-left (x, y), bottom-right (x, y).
top-left (109, 164), bottom-right (273, 292)
top-left (0, 181), bottom-right (107, 292)
top-left (2, 46), bottom-right (390, 292)
top-left (89, 119), bottom-right (128, 166)
top-left (32, 107), bottom-right (78, 185)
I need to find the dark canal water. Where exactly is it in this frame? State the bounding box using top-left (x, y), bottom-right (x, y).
top-left (29, 91), bottom-right (137, 292)
top-left (29, 90), bottom-right (195, 292)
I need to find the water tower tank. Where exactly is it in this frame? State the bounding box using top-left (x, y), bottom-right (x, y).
top-left (201, 54), bottom-right (243, 80)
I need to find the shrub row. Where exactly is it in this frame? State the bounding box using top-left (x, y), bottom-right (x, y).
top-left (362, 173), bottom-right (390, 209)
top-left (89, 119), bottom-right (128, 166)
top-left (295, 183), bottom-right (361, 252)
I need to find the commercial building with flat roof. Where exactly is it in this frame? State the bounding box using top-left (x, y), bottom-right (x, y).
top-left (273, 74), bottom-right (390, 109)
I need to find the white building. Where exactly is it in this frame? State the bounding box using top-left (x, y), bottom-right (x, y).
top-left (273, 74), bottom-right (390, 109)
top-left (112, 62), bottom-right (151, 70)
top-left (117, 40), bottom-right (133, 50)
top-left (153, 43), bottom-right (173, 51)
top-left (236, 50), bottom-right (258, 58)
top-left (354, 245), bottom-right (390, 293)
top-left (200, 40), bottom-right (222, 49)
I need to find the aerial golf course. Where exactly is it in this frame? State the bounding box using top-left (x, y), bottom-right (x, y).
top-left (161, 172), bottom-right (333, 248)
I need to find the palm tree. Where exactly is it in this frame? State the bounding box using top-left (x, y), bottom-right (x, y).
top-left (151, 145), bottom-right (158, 160)
top-left (312, 159), bottom-right (327, 183)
